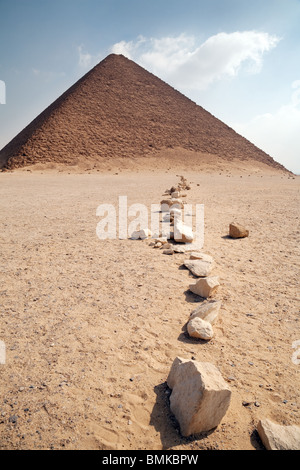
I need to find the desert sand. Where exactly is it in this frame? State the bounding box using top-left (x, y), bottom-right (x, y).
top-left (0, 164), bottom-right (299, 450)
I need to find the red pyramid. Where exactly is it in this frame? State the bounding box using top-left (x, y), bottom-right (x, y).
top-left (0, 54), bottom-right (286, 172)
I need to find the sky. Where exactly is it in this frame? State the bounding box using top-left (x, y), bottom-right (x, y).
top-left (0, 0), bottom-right (299, 173)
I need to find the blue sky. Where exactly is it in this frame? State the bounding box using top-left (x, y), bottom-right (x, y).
top-left (0, 0), bottom-right (299, 173)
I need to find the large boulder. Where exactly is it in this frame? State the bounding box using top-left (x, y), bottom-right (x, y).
top-left (189, 276), bottom-right (220, 298)
top-left (167, 357), bottom-right (231, 436)
top-left (257, 419), bottom-right (300, 450)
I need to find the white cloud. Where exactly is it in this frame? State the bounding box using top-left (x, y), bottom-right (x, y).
top-left (111, 31), bottom-right (280, 90)
top-left (232, 81), bottom-right (300, 174)
top-left (78, 46), bottom-right (94, 68)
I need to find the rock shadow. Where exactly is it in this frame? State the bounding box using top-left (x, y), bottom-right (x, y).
top-left (250, 429), bottom-right (265, 450)
top-left (183, 289), bottom-right (205, 304)
top-left (149, 382), bottom-right (216, 450)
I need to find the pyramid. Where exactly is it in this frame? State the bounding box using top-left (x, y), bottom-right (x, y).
top-left (0, 54), bottom-right (287, 171)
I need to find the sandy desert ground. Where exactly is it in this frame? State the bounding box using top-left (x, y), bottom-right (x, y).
top-left (0, 165), bottom-right (299, 450)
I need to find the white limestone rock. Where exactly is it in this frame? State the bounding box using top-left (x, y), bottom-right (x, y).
top-left (189, 276), bottom-right (220, 298)
top-left (187, 317), bottom-right (214, 340)
top-left (190, 300), bottom-right (222, 325)
top-left (172, 242), bottom-right (204, 253)
top-left (174, 220), bottom-right (194, 244)
top-left (154, 238), bottom-right (168, 245)
top-left (169, 207), bottom-right (182, 217)
top-left (189, 252), bottom-right (214, 264)
top-left (170, 198), bottom-right (184, 210)
top-left (160, 200), bottom-right (172, 212)
top-left (160, 199), bottom-right (184, 212)
top-left (167, 357), bottom-right (231, 437)
top-left (184, 259), bottom-right (213, 277)
top-left (130, 228), bottom-right (152, 240)
top-left (257, 419), bottom-right (300, 451)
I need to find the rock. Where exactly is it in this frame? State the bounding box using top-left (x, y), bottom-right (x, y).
top-left (174, 220), bottom-right (194, 244)
top-left (162, 243), bottom-right (171, 249)
top-left (190, 300), bottom-right (222, 325)
top-left (187, 317), bottom-right (214, 340)
top-left (163, 249), bottom-right (174, 255)
top-left (154, 238), bottom-right (168, 245)
top-left (184, 259), bottom-right (213, 277)
top-left (160, 200), bottom-right (172, 212)
top-left (130, 228), bottom-right (152, 239)
top-left (257, 419), bottom-right (300, 450)
top-left (169, 207), bottom-right (182, 217)
top-left (172, 242), bottom-right (204, 253)
top-left (8, 415), bottom-right (18, 424)
top-left (189, 252), bottom-right (214, 264)
top-left (167, 357), bottom-right (231, 436)
top-left (229, 222), bottom-right (249, 239)
top-left (171, 191), bottom-right (180, 198)
top-left (161, 198), bottom-right (184, 211)
top-left (170, 198), bottom-right (184, 210)
top-left (189, 276), bottom-right (220, 298)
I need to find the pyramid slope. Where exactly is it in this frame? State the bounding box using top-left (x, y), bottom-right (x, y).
top-left (0, 54), bottom-right (287, 171)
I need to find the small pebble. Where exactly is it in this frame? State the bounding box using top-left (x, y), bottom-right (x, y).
top-left (242, 401), bottom-right (251, 407)
top-left (163, 249), bottom-right (174, 255)
top-left (9, 415), bottom-right (18, 424)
